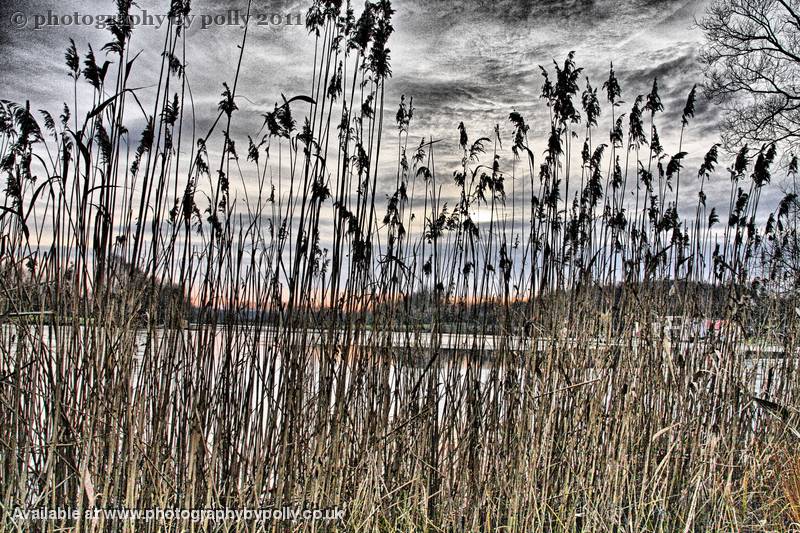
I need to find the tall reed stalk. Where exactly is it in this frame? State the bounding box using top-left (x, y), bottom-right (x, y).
top-left (1, 1), bottom-right (800, 531)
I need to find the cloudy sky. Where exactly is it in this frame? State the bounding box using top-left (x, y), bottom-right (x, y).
top-left (1, 0), bottom-right (746, 218)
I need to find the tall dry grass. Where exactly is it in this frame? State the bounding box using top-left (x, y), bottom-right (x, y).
top-left (783, 452), bottom-right (800, 527)
top-left (1, 0), bottom-right (800, 531)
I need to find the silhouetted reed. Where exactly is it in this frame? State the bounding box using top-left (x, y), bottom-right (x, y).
top-left (1, 0), bottom-right (799, 531)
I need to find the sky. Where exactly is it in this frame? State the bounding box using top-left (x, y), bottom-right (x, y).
top-left (1, 0), bottom-right (753, 222)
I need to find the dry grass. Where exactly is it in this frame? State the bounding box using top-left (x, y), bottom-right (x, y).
top-left (0, 0), bottom-right (799, 531)
top-left (783, 452), bottom-right (800, 526)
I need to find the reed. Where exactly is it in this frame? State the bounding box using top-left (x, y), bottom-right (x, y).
top-left (783, 452), bottom-right (800, 526)
top-left (1, 0), bottom-right (799, 531)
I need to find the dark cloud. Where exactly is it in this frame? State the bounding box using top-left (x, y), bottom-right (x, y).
top-left (1, 0), bottom-right (735, 218)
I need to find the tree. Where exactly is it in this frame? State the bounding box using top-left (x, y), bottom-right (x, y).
top-left (699, 0), bottom-right (800, 150)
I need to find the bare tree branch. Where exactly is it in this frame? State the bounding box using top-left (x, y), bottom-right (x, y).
top-left (700, 0), bottom-right (800, 150)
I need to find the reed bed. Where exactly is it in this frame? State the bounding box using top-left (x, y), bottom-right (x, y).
top-left (1, 0), bottom-right (800, 531)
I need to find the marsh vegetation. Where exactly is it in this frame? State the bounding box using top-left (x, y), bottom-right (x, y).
top-left (1, 0), bottom-right (800, 530)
